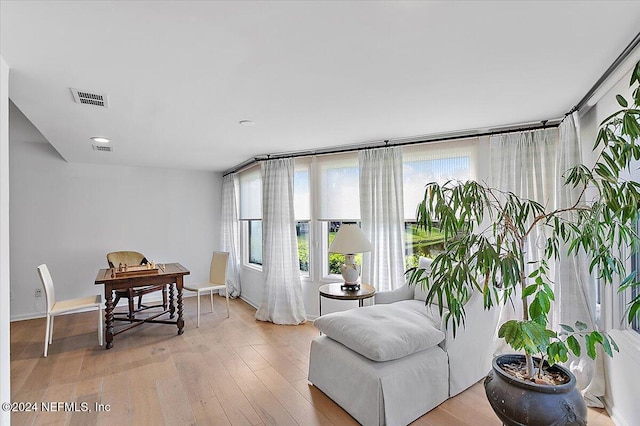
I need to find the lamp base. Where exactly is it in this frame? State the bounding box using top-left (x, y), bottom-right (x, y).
top-left (341, 283), bottom-right (361, 291)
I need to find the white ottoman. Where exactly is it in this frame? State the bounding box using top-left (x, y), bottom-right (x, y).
top-left (308, 335), bottom-right (449, 426)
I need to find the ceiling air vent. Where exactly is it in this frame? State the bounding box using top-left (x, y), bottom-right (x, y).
top-left (70, 88), bottom-right (109, 107)
top-left (92, 144), bottom-right (113, 152)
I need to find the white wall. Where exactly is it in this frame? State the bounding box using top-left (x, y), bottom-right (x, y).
top-left (9, 104), bottom-right (223, 320)
top-left (579, 66), bottom-right (640, 426)
top-left (1, 55), bottom-right (12, 426)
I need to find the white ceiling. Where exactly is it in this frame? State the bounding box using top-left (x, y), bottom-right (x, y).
top-left (2, 1), bottom-right (640, 172)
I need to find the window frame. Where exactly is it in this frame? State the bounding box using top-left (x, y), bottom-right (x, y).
top-left (238, 164), bottom-right (264, 270)
top-left (296, 220), bottom-right (311, 278)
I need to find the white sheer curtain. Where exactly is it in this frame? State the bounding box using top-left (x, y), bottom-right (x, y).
top-left (221, 173), bottom-right (241, 298)
top-left (490, 128), bottom-right (557, 353)
top-left (255, 158), bottom-right (306, 324)
top-left (553, 113), bottom-right (605, 407)
top-left (359, 146), bottom-right (406, 292)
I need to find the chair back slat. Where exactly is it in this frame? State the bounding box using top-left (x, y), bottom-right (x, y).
top-left (37, 264), bottom-right (55, 313)
top-left (210, 252), bottom-right (230, 285)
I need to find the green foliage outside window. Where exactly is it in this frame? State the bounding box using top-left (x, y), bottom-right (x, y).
top-left (404, 223), bottom-right (446, 268)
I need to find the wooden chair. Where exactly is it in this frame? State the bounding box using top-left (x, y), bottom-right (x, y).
top-left (106, 251), bottom-right (167, 320)
top-left (37, 264), bottom-right (103, 357)
top-left (184, 252), bottom-right (230, 327)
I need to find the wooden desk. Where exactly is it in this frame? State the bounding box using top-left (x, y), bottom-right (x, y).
top-left (318, 283), bottom-right (376, 316)
top-left (94, 263), bottom-right (190, 349)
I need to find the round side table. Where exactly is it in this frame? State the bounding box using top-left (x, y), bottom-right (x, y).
top-left (318, 283), bottom-right (376, 316)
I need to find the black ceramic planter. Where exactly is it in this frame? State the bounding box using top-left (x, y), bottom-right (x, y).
top-left (484, 354), bottom-right (587, 426)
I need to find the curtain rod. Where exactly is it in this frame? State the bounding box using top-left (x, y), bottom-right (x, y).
top-left (224, 31), bottom-right (640, 177)
top-left (569, 31), bottom-right (640, 115)
top-left (223, 120), bottom-right (560, 176)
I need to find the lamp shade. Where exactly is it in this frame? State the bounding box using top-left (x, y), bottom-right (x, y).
top-left (328, 224), bottom-right (372, 254)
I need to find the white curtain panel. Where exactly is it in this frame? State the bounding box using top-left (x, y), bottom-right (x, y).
top-left (359, 146), bottom-right (406, 292)
top-left (221, 173), bottom-right (241, 298)
top-left (255, 158), bottom-right (306, 325)
top-left (553, 113), bottom-right (605, 407)
top-left (489, 128), bottom-right (557, 354)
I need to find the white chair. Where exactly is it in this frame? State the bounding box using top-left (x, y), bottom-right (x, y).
top-left (184, 252), bottom-right (230, 327)
top-left (37, 264), bottom-right (104, 357)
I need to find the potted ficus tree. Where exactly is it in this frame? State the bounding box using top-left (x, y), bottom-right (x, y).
top-left (407, 60), bottom-right (640, 426)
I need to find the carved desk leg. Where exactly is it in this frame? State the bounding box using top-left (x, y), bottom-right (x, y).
top-left (169, 283), bottom-right (176, 319)
top-left (105, 285), bottom-right (114, 349)
top-left (176, 277), bottom-right (184, 335)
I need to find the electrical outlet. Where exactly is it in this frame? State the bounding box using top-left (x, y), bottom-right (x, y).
top-left (35, 288), bottom-right (42, 298)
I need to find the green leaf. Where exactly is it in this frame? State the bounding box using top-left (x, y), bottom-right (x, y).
top-left (601, 333), bottom-right (613, 357)
top-left (616, 94), bottom-right (629, 108)
top-left (560, 324), bottom-right (575, 333)
top-left (620, 271), bottom-right (637, 291)
top-left (567, 335), bottom-right (581, 357)
top-left (628, 299), bottom-right (640, 324)
top-left (586, 334), bottom-right (597, 359)
top-left (522, 285), bottom-right (537, 298)
top-left (575, 321), bottom-right (588, 331)
top-left (537, 292), bottom-right (550, 313)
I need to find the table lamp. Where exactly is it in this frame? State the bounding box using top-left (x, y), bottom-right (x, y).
top-left (328, 223), bottom-right (372, 290)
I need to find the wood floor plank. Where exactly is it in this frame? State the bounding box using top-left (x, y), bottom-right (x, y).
top-left (291, 380), bottom-right (359, 425)
top-left (254, 367), bottom-right (333, 426)
top-left (32, 381), bottom-right (74, 426)
top-left (9, 387), bottom-right (46, 426)
top-left (251, 344), bottom-right (308, 383)
top-left (9, 296), bottom-right (615, 426)
top-left (234, 345), bottom-right (271, 372)
top-left (98, 387), bottom-right (130, 422)
top-left (200, 355), bottom-right (263, 425)
top-left (174, 351), bottom-right (217, 403)
top-left (191, 396), bottom-right (231, 425)
top-left (156, 374), bottom-right (197, 425)
top-left (438, 394), bottom-right (499, 426)
top-left (127, 364), bottom-right (165, 425)
top-left (223, 355), bottom-right (299, 426)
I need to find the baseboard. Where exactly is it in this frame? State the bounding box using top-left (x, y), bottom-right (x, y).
top-left (604, 398), bottom-right (628, 426)
top-left (603, 329), bottom-right (640, 426)
top-left (239, 294), bottom-right (259, 309)
top-left (12, 293), bottom-right (317, 324)
top-left (237, 295), bottom-right (317, 322)
top-left (10, 291), bottom-right (199, 322)
top-left (11, 312), bottom-right (46, 322)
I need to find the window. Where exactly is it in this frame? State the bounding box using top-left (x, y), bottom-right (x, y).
top-left (248, 220), bottom-right (262, 265)
top-left (236, 140), bottom-right (480, 276)
top-left (317, 153), bottom-right (360, 221)
top-left (297, 221), bottom-right (310, 273)
top-left (295, 160), bottom-right (311, 275)
top-left (239, 165), bottom-right (262, 267)
top-left (316, 153), bottom-right (360, 277)
top-left (404, 222), bottom-right (446, 268)
top-left (402, 139), bottom-right (477, 266)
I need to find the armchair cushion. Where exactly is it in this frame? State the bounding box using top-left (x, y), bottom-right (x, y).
top-left (314, 300), bottom-right (444, 362)
top-left (413, 256), bottom-right (433, 303)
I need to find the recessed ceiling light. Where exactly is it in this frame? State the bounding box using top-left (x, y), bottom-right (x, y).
top-left (91, 136), bottom-right (110, 143)
top-left (239, 120), bottom-right (255, 126)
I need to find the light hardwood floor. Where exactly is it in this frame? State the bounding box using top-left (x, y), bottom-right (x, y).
top-left (10, 296), bottom-right (614, 426)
